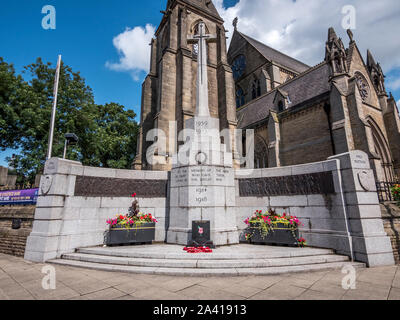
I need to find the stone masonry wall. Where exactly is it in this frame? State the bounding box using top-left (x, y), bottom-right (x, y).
top-left (24, 158), bottom-right (169, 262)
top-left (235, 160), bottom-right (349, 251)
top-left (24, 151), bottom-right (395, 267)
top-left (0, 205), bottom-right (35, 257)
top-left (280, 105), bottom-right (333, 166)
top-left (235, 151), bottom-right (395, 267)
top-left (381, 203), bottom-right (400, 264)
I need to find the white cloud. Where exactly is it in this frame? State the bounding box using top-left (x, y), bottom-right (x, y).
top-left (388, 78), bottom-right (400, 91)
top-left (106, 24), bottom-right (155, 81)
top-left (108, 0), bottom-right (400, 80)
top-left (215, 0), bottom-right (400, 72)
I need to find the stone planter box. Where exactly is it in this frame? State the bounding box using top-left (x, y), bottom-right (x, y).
top-left (104, 223), bottom-right (155, 246)
top-left (248, 222), bottom-right (299, 247)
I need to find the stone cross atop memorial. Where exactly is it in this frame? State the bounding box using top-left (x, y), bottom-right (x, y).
top-left (187, 22), bottom-right (215, 118)
top-left (173, 22), bottom-right (230, 168)
top-left (167, 22), bottom-right (239, 246)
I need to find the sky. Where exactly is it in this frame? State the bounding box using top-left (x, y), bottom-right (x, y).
top-left (0, 0), bottom-right (400, 167)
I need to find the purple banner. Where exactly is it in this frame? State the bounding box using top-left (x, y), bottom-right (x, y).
top-left (0, 188), bottom-right (39, 206)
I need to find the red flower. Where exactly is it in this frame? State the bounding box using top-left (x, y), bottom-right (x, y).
top-left (131, 193), bottom-right (137, 197)
top-left (183, 246), bottom-right (213, 253)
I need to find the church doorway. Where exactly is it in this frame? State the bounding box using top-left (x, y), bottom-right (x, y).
top-left (369, 119), bottom-right (395, 183)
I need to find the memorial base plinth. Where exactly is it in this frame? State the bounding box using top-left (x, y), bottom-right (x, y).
top-left (167, 163), bottom-right (239, 247)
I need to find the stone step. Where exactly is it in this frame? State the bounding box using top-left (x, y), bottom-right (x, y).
top-left (76, 246), bottom-right (336, 261)
top-left (48, 258), bottom-right (365, 277)
top-left (62, 252), bottom-right (350, 269)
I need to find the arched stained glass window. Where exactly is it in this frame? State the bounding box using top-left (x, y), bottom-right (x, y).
top-left (236, 86), bottom-right (245, 108)
top-left (232, 55), bottom-right (246, 80)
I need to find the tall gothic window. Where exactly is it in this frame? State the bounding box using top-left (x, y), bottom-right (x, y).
top-left (252, 83), bottom-right (256, 100)
top-left (191, 22), bottom-right (209, 60)
top-left (374, 75), bottom-right (380, 90)
top-left (252, 79), bottom-right (261, 99)
top-left (231, 55), bottom-right (246, 80)
top-left (236, 86), bottom-right (245, 108)
top-left (254, 136), bottom-right (268, 169)
top-left (278, 100), bottom-right (284, 112)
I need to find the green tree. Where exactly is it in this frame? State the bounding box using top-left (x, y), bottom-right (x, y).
top-left (0, 57), bottom-right (27, 149)
top-left (0, 57), bottom-right (139, 183)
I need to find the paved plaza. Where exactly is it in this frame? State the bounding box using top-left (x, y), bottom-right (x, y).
top-left (0, 253), bottom-right (399, 300)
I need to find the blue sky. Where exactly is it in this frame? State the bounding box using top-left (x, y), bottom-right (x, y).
top-left (0, 0), bottom-right (399, 167)
top-left (0, 1), bottom-right (165, 114)
top-left (0, 1), bottom-right (169, 166)
top-left (0, 0), bottom-right (240, 167)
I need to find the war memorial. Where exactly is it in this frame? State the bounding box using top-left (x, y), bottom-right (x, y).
top-left (21, 1), bottom-right (398, 276)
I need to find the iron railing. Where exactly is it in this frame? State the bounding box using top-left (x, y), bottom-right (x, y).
top-left (376, 181), bottom-right (399, 203)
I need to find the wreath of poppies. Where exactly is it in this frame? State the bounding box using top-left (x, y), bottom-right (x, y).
top-left (183, 247), bottom-right (213, 253)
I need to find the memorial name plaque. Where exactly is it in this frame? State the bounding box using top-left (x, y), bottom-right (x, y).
top-left (75, 176), bottom-right (168, 198)
top-left (353, 154), bottom-right (368, 166)
top-left (239, 172), bottom-right (335, 197)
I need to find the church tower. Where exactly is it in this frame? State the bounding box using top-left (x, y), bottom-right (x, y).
top-left (133, 0), bottom-right (237, 171)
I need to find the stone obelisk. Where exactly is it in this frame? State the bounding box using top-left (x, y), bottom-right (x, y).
top-left (167, 22), bottom-right (239, 246)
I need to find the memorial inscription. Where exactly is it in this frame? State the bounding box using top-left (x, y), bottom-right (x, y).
top-left (195, 187), bottom-right (208, 204)
top-left (239, 172), bottom-right (335, 197)
top-left (171, 166), bottom-right (231, 187)
top-left (354, 154), bottom-right (367, 165)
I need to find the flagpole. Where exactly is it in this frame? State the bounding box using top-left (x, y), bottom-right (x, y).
top-left (46, 55), bottom-right (62, 160)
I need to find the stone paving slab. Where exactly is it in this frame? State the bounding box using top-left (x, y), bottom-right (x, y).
top-left (0, 253), bottom-right (399, 300)
top-left (389, 287), bottom-right (400, 300)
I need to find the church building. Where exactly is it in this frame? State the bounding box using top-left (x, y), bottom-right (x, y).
top-left (134, 0), bottom-right (400, 184)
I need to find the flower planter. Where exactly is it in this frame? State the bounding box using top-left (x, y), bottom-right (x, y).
top-left (248, 222), bottom-right (299, 247)
top-left (104, 222), bottom-right (155, 246)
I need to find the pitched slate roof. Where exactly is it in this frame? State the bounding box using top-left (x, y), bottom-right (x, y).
top-left (237, 31), bottom-right (310, 74)
top-left (237, 62), bottom-right (331, 128)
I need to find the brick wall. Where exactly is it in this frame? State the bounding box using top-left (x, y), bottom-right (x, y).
top-left (0, 205), bottom-right (35, 257)
top-left (381, 203), bottom-right (400, 264)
